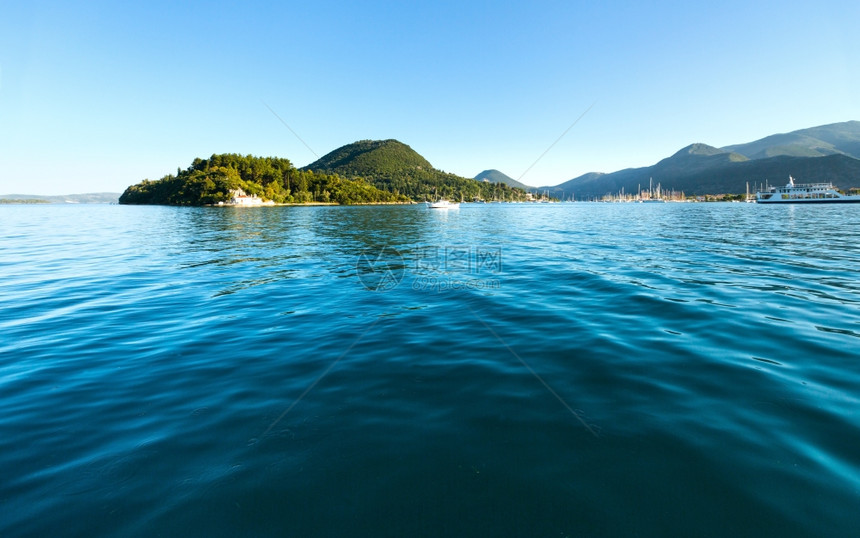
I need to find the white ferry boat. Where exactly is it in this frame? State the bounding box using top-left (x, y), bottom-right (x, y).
top-left (755, 176), bottom-right (860, 204)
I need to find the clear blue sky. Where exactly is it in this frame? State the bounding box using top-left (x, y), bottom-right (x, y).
top-left (2, 0), bottom-right (859, 194)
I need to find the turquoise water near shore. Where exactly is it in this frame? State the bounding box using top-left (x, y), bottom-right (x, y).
top-left (1, 203), bottom-right (859, 536)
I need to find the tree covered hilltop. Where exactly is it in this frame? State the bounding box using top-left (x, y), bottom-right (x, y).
top-left (120, 140), bottom-right (529, 206)
top-left (304, 139), bottom-right (529, 202)
top-left (119, 153), bottom-right (406, 205)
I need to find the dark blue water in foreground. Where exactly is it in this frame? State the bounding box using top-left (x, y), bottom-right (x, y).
top-left (1, 203), bottom-right (859, 536)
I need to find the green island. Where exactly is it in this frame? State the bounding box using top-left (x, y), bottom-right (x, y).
top-left (119, 153), bottom-right (404, 205)
top-left (119, 140), bottom-right (528, 206)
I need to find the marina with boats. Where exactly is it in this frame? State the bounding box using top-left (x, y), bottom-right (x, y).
top-left (557, 176), bottom-right (860, 204)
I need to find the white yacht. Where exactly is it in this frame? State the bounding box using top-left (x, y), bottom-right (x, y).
top-left (428, 199), bottom-right (460, 209)
top-left (755, 176), bottom-right (860, 204)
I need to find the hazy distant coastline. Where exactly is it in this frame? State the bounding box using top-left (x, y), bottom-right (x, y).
top-left (0, 193), bottom-right (120, 204)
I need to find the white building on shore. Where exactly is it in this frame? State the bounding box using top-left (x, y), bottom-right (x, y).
top-left (218, 189), bottom-right (274, 206)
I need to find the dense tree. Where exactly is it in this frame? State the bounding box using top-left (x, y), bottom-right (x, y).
top-left (119, 153), bottom-right (405, 205)
top-left (303, 139), bottom-right (529, 202)
top-left (120, 141), bottom-right (530, 206)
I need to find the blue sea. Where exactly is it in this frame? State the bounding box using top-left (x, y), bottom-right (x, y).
top-left (1, 203), bottom-right (859, 537)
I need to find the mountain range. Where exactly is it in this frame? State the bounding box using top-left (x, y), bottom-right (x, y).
top-left (723, 121), bottom-right (860, 159)
top-left (108, 120), bottom-right (860, 205)
top-left (480, 121), bottom-right (860, 200)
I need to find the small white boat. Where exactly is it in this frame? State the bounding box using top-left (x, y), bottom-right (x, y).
top-left (428, 199), bottom-right (460, 209)
top-left (755, 176), bottom-right (860, 204)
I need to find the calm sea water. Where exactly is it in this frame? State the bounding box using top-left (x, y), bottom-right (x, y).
top-left (1, 203), bottom-right (859, 536)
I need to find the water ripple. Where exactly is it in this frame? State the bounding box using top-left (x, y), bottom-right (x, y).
top-left (1, 203), bottom-right (859, 536)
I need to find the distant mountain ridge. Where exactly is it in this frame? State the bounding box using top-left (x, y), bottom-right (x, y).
top-left (0, 193), bottom-right (120, 204)
top-left (723, 121), bottom-right (860, 160)
top-left (653, 143), bottom-right (749, 174)
top-left (543, 150), bottom-right (860, 200)
top-left (536, 121), bottom-right (860, 199)
top-left (473, 170), bottom-right (534, 191)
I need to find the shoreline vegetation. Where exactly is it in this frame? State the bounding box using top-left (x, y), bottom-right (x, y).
top-left (210, 200), bottom-right (418, 207)
top-left (119, 142), bottom-right (530, 206)
top-left (119, 153), bottom-right (407, 206)
top-left (119, 140), bottom-right (527, 207)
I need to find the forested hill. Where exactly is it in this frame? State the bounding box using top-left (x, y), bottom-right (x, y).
top-left (119, 153), bottom-right (404, 205)
top-left (304, 139), bottom-right (432, 176)
top-left (304, 140), bottom-right (529, 202)
top-left (474, 169), bottom-right (534, 191)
